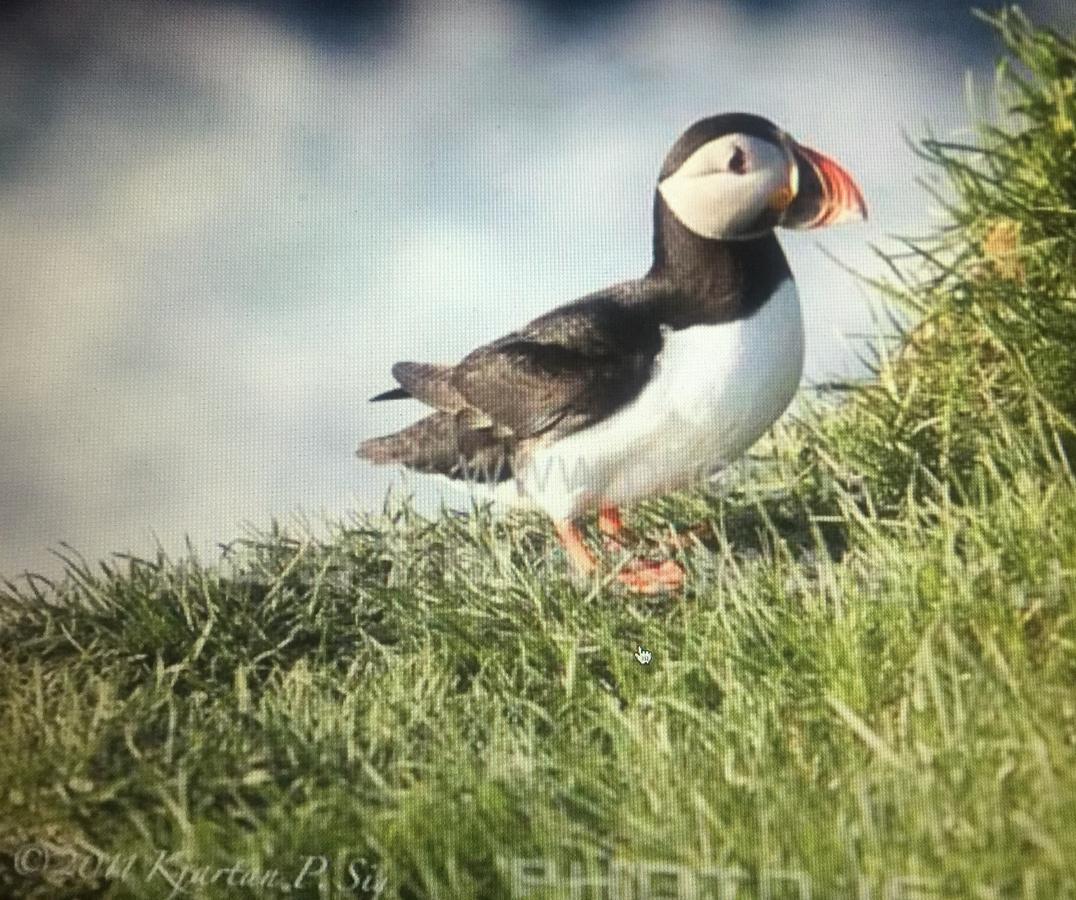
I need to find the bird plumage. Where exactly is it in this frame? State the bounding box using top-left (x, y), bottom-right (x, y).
top-left (357, 112), bottom-right (866, 592)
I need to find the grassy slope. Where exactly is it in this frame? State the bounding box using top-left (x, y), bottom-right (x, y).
top-left (2, 10), bottom-right (1075, 899)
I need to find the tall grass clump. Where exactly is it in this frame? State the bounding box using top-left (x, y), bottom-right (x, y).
top-left (0, 8), bottom-right (1074, 899)
top-left (799, 8), bottom-right (1076, 515)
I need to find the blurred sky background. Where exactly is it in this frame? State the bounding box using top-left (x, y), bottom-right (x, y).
top-left (1, 0), bottom-right (1071, 580)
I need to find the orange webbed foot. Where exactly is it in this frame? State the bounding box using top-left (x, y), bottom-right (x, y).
top-left (615, 557), bottom-right (685, 595)
top-left (555, 508), bottom-right (687, 596)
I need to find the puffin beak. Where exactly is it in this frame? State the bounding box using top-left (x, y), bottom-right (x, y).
top-left (780, 140), bottom-right (867, 229)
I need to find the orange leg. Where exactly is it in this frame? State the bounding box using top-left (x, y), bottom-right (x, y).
top-left (598, 503), bottom-right (624, 538)
top-left (598, 503), bottom-right (631, 553)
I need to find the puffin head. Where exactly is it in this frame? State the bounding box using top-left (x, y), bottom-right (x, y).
top-left (656, 112), bottom-right (867, 241)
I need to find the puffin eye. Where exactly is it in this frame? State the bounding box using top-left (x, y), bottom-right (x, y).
top-left (728, 145), bottom-right (747, 174)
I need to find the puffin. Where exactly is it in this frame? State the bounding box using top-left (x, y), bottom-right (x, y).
top-left (358, 113), bottom-right (866, 593)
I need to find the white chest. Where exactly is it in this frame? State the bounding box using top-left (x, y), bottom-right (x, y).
top-left (516, 278), bottom-right (804, 520)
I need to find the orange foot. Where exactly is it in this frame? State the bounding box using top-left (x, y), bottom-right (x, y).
top-left (616, 557), bottom-right (685, 594)
top-left (556, 509), bottom-right (686, 595)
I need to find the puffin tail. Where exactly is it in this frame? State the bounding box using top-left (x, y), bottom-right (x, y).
top-left (368, 362), bottom-right (465, 409)
top-left (370, 387), bottom-right (410, 402)
top-left (356, 412), bottom-right (513, 483)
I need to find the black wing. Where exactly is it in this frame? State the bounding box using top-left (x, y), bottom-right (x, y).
top-left (451, 282), bottom-right (668, 440)
top-left (359, 280), bottom-right (672, 480)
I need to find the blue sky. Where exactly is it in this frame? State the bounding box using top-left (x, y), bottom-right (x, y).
top-left (0, 0), bottom-right (1070, 579)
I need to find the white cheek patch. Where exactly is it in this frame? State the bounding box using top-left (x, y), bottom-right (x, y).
top-left (658, 133), bottom-right (791, 240)
top-left (658, 171), bottom-right (753, 239)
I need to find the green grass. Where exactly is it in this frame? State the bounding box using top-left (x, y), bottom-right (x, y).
top-left (2, 9), bottom-right (1075, 899)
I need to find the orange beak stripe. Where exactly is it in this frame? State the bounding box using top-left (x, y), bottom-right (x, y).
top-left (793, 142), bottom-right (868, 227)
